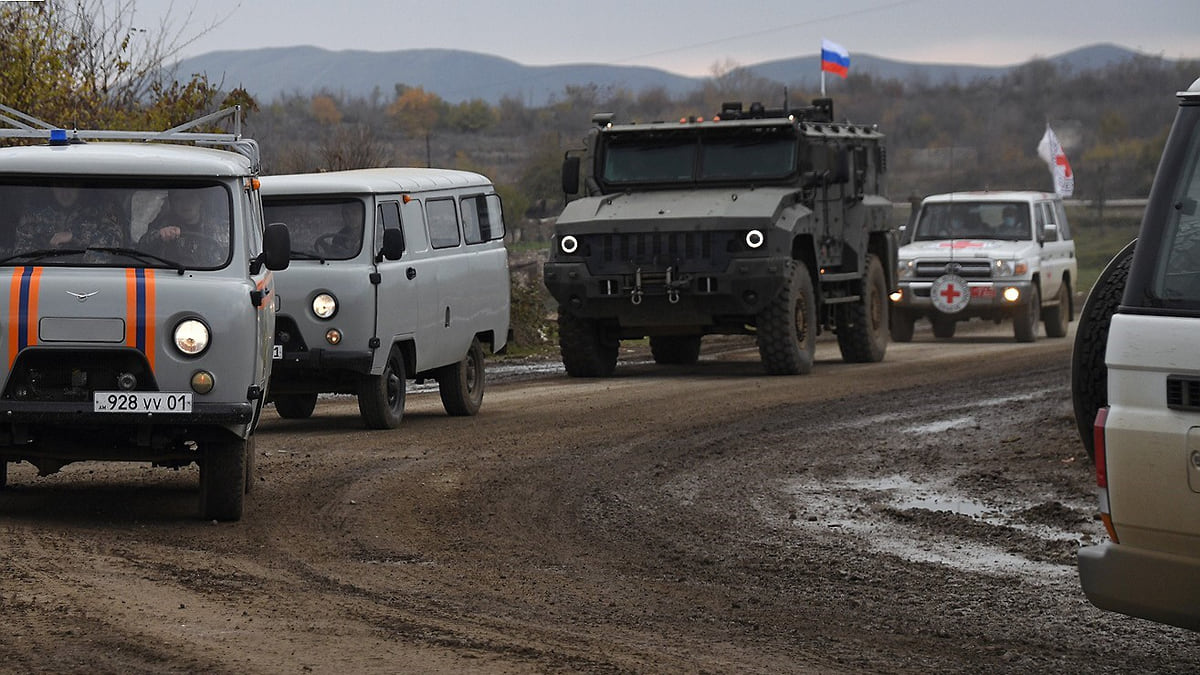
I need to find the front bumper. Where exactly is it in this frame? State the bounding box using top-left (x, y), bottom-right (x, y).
top-left (1078, 542), bottom-right (1200, 631)
top-left (544, 256), bottom-right (789, 328)
top-left (270, 348), bottom-right (375, 395)
top-left (892, 279), bottom-right (1034, 317)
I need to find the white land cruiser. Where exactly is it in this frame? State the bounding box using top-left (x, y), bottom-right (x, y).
top-left (890, 191), bottom-right (1076, 342)
top-left (1075, 77), bottom-right (1200, 631)
top-left (0, 106), bottom-right (290, 521)
top-left (260, 168), bottom-right (510, 428)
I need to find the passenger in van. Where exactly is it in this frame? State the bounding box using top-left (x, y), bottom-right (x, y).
top-left (139, 189), bottom-right (229, 265)
top-left (17, 184), bottom-right (123, 251)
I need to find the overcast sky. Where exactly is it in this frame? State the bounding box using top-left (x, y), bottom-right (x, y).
top-left (133, 0), bottom-right (1198, 77)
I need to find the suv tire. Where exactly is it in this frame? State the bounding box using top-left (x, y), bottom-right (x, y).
top-left (931, 315), bottom-right (957, 338)
top-left (890, 308), bottom-right (915, 342)
top-left (559, 311), bottom-right (618, 377)
top-left (836, 254), bottom-right (889, 362)
top-left (1043, 281), bottom-right (1072, 338)
top-left (1072, 240), bottom-right (1135, 460)
top-left (200, 435), bottom-right (248, 521)
top-left (1013, 284), bottom-right (1041, 342)
top-left (358, 345), bottom-right (406, 429)
top-left (757, 260), bottom-right (816, 375)
top-left (438, 338), bottom-right (485, 416)
top-left (274, 393), bottom-right (317, 419)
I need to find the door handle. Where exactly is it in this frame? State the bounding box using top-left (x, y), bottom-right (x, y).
top-left (406, 267), bottom-right (416, 280)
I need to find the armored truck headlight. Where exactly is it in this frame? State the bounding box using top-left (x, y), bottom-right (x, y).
top-left (312, 292), bottom-right (337, 319)
top-left (173, 319), bottom-right (210, 356)
top-left (560, 234), bottom-right (579, 254)
top-left (745, 229), bottom-right (764, 249)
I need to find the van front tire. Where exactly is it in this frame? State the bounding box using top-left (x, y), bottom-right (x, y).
top-left (274, 393), bottom-right (317, 419)
top-left (358, 345), bottom-right (406, 429)
top-left (200, 436), bottom-right (248, 521)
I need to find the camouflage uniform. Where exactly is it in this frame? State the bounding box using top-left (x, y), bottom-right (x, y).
top-left (16, 200), bottom-right (123, 252)
top-left (139, 214), bottom-right (230, 267)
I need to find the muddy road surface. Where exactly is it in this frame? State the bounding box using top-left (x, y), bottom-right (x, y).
top-left (3, 324), bottom-right (1198, 673)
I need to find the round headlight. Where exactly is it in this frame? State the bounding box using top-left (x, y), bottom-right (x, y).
top-left (312, 292), bottom-right (337, 319)
top-left (173, 319), bottom-right (210, 356)
top-left (560, 234), bottom-right (579, 254)
top-left (745, 229), bottom-right (764, 249)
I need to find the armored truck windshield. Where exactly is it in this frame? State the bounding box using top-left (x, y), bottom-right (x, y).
top-left (0, 178), bottom-right (232, 269)
top-left (599, 123), bottom-right (798, 188)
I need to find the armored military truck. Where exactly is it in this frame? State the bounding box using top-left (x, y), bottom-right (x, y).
top-left (0, 106), bottom-right (290, 521)
top-left (544, 99), bottom-right (896, 376)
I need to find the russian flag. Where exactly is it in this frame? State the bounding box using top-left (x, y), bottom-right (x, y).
top-left (821, 39), bottom-right (850, 78)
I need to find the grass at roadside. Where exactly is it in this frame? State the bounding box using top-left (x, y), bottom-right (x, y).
top-left (1067, 208), bottom-right (1140, 293)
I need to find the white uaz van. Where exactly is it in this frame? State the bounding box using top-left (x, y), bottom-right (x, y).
top-left (260, 168), bottom-right (510, 428)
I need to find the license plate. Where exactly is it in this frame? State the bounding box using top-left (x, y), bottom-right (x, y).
top-left (93, 392), bottom-right (193, 413)
top-left (970, 286), bottom-right (995, 299)
top-left (272, 344), bottom-right (283, 360)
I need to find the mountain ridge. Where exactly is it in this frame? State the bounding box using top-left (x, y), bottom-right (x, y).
top-left (174, 43), bottom-right (1172, 105)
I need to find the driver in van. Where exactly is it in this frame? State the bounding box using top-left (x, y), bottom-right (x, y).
top-left (139, 189), bottom-right (229, 265)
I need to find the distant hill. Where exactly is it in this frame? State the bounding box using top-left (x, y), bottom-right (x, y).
top-left (174, 43), bottom-right (1170, 105)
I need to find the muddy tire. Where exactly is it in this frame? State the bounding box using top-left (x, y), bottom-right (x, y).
top-left (274, 393), bottom-right (317, 419)
top-left (890, 308), bottom-right (915, 343)
top-left (1073, 240), bottom-right (1136, 460)
top-left (200, 435), bottom-right (248, 521)
top-left (0, 460), bottom-right (6, 490)
top-left (756, 260), bottom-right (816, 375)
top-left (1013, 284), bottom-right (1041, 343)
top-left (438, 338), bottom-right (486, 416)
top-left (1042, 281), bottom-right (1072, 338)
top-left (650, 335), bottom-right (702, 365)
top-left (836, 254), bottom-right (889, 363)
top-left (358, 345), bottom-right (406, 429)
top-left (931, 315), bottom-right (957, 338)
top-left (558, 310), bottom-right (618, 378)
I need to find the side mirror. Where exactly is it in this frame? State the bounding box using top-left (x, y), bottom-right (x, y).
top-left (1044, 223), bottom-right (1059, 241)
top-left (1035, 221), bottom-right (1046, 246)
top-left (562, 155), bottom-right (581, 196)
top-left (381, 227), bottom-right (404, 261)
top-left (256, 221), bottom-right (290, 272)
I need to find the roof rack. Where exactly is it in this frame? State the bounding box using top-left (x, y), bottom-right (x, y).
top-left (0, 104), bottom-right (260, 169)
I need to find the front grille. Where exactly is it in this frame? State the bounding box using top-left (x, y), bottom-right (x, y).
top-left (3, 349), bottom-right (157, 402)
top-left (579, 231), bottom-right (741, 275)
top-left (913, 259), bottom-right (993, 280)
top-left (1167, 375), bottom-right (1200, 411)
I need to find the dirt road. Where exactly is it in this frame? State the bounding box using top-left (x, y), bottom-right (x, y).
top-left (3, 324), bottom-right (1198, 673)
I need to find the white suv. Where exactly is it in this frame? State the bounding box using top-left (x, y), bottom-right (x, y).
top-left (1075, 78), bottom-right (1200, 631)
top-left (891, 191), bottom-right (1076, 342)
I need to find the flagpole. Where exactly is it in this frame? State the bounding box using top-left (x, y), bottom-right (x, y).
top-left (821, 70), bottom-right (826, 97)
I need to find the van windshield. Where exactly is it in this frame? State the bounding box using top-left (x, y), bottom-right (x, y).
top-left (262, 198), bottom-right (365, 261)
top-left (0, 178), bottom-right (232, 269)
top-left (912, 202), bottom-right (1031, 241)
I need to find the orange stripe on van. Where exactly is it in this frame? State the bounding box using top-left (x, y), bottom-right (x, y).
top-left (143, 269), bottom-right (156, 371)
top-left (8, 267), bottom-right (24, 367)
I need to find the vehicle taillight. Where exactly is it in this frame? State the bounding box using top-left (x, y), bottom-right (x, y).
top-left (1093, 406), bottom-right (1119, 543)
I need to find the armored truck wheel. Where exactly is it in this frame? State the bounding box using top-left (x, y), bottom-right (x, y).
top-left (559, 311), bottom-right (618, 377)
top-left (890, 308), bottom-right (916, 342)
top-left (836, 254), bottom-right (889, 363)
top-left (358, 345), bottom-right (406, 429)
top-left (200, 436), bottom-right (248, 521)
top-left (931, 315), bottom-right (957, 338)
top-left (756, 261), bottom-right (816, 375)
top-left (1072, 241), bottom-right (1135, 460)
top-left (274, 393), bottom-right (318, 419)
top-left (438, 338), bottom-right (485, 416)
top-left (650, 335), bottom-right (702, 365)
top-left (0, 460), bottom-right (6, 490)
top-left (1014, 284), bottom-right (1041, 342)
top-left (1042, 281), bottom-right (1072, 338)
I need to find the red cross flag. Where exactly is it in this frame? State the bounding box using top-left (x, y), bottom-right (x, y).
top-left (1037, 124), bottom-right (1074, 197)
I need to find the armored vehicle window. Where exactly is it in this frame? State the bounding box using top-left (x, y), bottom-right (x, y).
top-left (0, 178), bottom-right (232, 269)
top-left (698, 131), bottom-right (796, 181)
top-left (426, 197), bottom-right (461, 249)
top-left (912, 202), bottom-right (1029, 241)
top-left (262, 197), bottom-right (364, 261)
top-left (602, 134), bottom-right (694, 184)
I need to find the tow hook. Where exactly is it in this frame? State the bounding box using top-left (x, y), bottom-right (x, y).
top-left (631, 267), bottom-right (644, 305)
top-left (666, 267), bottom-right (680, 304)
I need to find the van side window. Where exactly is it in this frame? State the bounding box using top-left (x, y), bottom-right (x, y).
top-left (426, 198), bottom-right (460, 249)
top-left (377, 201), bottom-right (404, 251)
top-left (461, 195), bottom-right (485, 245)
top-left (485, 194), bottom-right (505, 241)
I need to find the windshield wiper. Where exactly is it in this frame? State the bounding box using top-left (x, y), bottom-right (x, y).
top-left (289, 250), bottom-right (328, 262)
top-left (0, 248), bottom-right (87, 265)
top-left (86, 247), bottom-right (186, 274)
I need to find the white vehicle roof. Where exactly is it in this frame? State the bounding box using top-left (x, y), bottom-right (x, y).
top-left (1181, 77), bottom-right (1200, 99)
top-left (0, 141), bottom-right (255, 177)
top-left (260, 168), bottom-right (493, 196)
top-left (921, 190), bottom-right (1059, 204)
